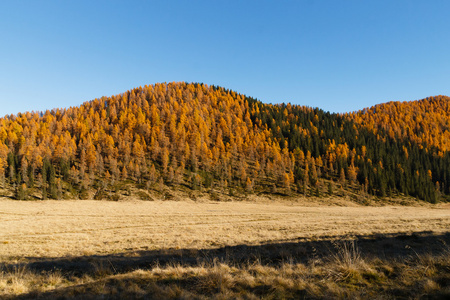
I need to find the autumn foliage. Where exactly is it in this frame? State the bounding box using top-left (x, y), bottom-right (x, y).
top-left (349, 96), bottom-right (450, 154)
top-left (0, 82), bottom-right (448, 202)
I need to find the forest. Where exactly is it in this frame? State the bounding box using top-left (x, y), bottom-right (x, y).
top-left (0, 82), bottom-right (449, 203)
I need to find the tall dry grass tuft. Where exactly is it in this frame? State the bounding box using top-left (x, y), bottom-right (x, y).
top-left (195, 261), bottom-right (235, 294)
top-left (0, 265), bottom-right (30, 295)
top-left (0, 264), bottom-right (67, 296)
top-left (331, 240), bottom-right (363, 269)
top-left (327, 240), bottom-right (384, 287)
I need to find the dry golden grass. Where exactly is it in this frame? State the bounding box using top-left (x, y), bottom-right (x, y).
top-left (0, 197), bottom-right (449, 299)
top-left (1, 243), bottom-right (449, 299)
top-left (0, 198), bottom-right (449, 258)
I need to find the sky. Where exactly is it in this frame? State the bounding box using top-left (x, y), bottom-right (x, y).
top-left (1, 0), bottom-right (449, 116)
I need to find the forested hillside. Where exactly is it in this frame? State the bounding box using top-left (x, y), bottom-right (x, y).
top-left (349, 96), bottom-right (450, 154)
top-left (0, 82), bottom-right (448, 203)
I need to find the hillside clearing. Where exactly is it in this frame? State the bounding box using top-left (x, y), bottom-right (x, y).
top-left (1, 198), bottom-right (449, 258)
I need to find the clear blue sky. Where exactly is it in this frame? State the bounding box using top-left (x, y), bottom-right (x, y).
top-left (1, 0), bottom-right (449, 116)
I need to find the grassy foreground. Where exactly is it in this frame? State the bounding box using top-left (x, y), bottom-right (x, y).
top-left (2, 232), bottom-right (450, 299)
top-left (1, 199), bottom-right (449, 299)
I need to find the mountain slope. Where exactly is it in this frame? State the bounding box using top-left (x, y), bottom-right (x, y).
top-left (247, 97), bottom-right (449, 202)
top-left (349, 95), bottom-right (450, 154)
top-left (0, 83), bottom-right (448, 203)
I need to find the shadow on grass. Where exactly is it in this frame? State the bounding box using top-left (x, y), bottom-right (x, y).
top-left (8, 231), bottom-right (449, 274)
top-left (3, 231), bottom-right (450, 299)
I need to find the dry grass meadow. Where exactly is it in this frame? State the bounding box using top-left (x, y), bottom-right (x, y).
top-left (1, 197), bottom-right (450, 299)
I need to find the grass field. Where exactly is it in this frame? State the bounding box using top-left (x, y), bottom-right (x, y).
top-left (1, 198), bottom-right (449, 299)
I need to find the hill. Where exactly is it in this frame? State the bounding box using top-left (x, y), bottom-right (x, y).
top-left (0, 82), bottom-right (448, 203)
top-left (349, 95), bottom-right (450, 154)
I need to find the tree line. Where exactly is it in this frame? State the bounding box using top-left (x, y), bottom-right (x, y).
top-left (0, 82), bottom-right (448, 203)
